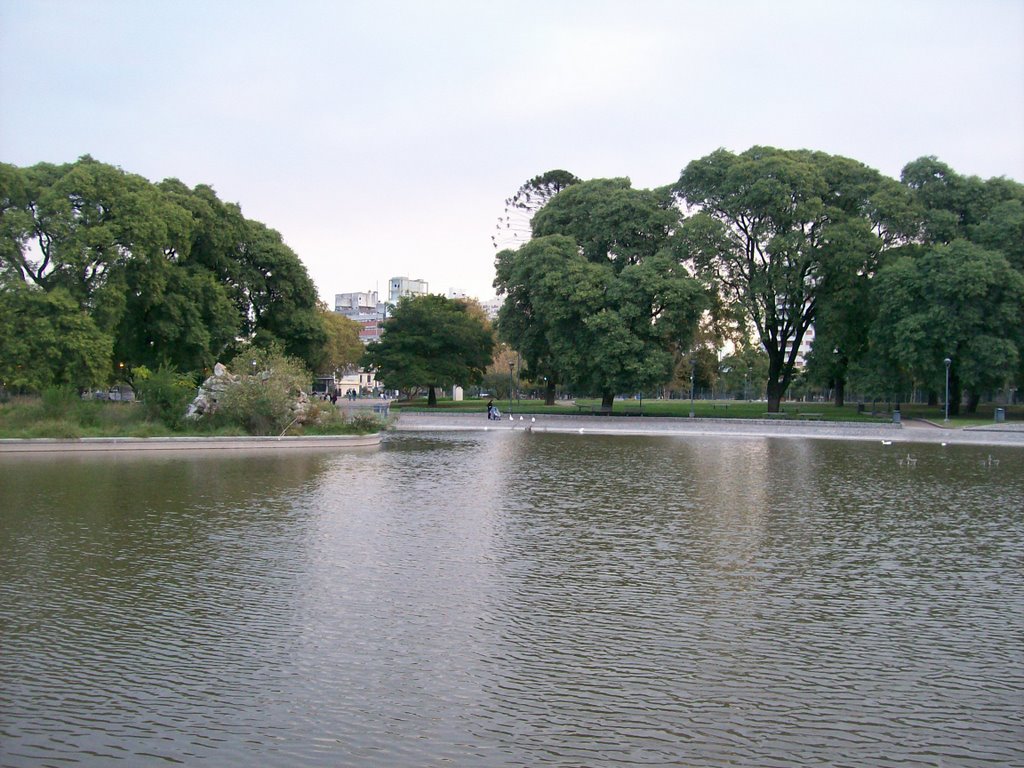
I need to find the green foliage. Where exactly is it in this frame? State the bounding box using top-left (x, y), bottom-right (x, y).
top-left (496, 178), bottom-right (705, 407)
top-left (0, 284), bottom-right (112, 392)
top-left (40, 385), bottom-right (80, 418)
top-left (209, 347), bottom-right (312, 435)
top-left (133, 365), bottom-right (197, 429)
top-left (314, 304), bottom-right (364, 375)
top-left (674, 147), bottom-right (891, 411)
top-left (865, 240), bottom-right (1024, 412)
top-left (362, 294), bottom-right (495, 405)
top-left (1, 157), bottom-right (326, 382)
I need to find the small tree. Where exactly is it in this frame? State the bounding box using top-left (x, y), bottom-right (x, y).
top-left (362, 294), bottom-right (494, 406)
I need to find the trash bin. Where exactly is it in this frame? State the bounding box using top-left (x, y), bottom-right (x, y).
top-left (892, 410), bottom-right (901, 424)
top-left (995, 408), bottom-right (1005, 423)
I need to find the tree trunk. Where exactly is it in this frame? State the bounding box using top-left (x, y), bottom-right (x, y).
top-left (833, 377), bottom-right (846, 408)
top-left (601, 391), bottom-right (614, 409)
top-left (766, 378), bottom-right (784, 413)
top-left (545, 380), bottom-right (556, 406)
top-left (966, 390), bottom-right (980, 414)
top-left (427, 385), bottom-right (437, 407)
top-left (928, 391), bottom-right (938, 407)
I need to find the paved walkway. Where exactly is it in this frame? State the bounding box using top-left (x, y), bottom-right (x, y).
top-left (391, 412), bottom-right (1024, 447)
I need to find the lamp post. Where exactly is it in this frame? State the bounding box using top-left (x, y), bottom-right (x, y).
top-left (689, 357), bottom-right (696, 418)
top-left (508, 361), bottom-right (514, 417)
top-left (944, 357), bottom-right (952, 422)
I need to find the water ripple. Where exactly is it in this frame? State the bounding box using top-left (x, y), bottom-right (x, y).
top-left (1, 435), bottom-right (1022, 766)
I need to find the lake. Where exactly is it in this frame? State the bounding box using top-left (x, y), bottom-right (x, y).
top-left (1, 431), bottom-right (1022, 767)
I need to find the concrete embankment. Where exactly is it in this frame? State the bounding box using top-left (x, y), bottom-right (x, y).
top-left (390, 412), bottom-right (1024, 447)
top-left (0, 433), bottom-right (382, 454)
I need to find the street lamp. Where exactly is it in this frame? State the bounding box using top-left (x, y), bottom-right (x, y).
top-left (944, 357), bottom-right (952, 422)
top-left (689, 357), bottom-right (696, 418)
top-left (508, 361), bottom-right (514, 417)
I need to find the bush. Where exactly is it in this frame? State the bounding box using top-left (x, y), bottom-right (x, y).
top-left (134, 366), bottom-right (196, 429)
top-left (207, 347), bottom-right (312, 436)
top-left (41, 385), bottom-right (78, 418)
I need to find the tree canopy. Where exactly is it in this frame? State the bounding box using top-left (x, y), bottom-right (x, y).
top-left (495, 178), bottom-right (705, 408)
top-left (362, 294), bottom-right (494, 405)
top-left (673, 147), bottom-right (893, 412)
top-left (0, 156), bottom-right (328, 392)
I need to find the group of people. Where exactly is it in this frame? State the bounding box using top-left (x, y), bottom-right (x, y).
top-left (486, 399), bottom-right (502, 420)
top-left (313, 388), bottom-right (361, 405)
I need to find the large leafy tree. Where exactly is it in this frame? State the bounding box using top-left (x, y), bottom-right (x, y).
top-left (803, 174), bottom-right (920, 406)
top-left (491, 170), bottom-right (580, 403)
top-left (868, 241), bottom-right (1024, 415)
top-left (496, 179), bottom-right (705, 408)
top-left (674, 147), bottom-right (889, 412)
top-left (362, 294), bottom-right (494, 405)
top-left (890, 157), bottom-right (1024, 403)
top-left (0, 157), bottom-right (327, 386)
top-left (115, 256), bottom-right (241, 373)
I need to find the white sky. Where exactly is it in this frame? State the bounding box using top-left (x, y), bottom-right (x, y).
top-left (2, 0), bottom-right (1022, 305)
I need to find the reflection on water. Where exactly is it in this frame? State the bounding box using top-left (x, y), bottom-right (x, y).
top-left (1, 434), bottom-right (1022, 767)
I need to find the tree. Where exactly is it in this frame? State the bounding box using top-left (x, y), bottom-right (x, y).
top-left (674, 147), bottom-right (888, 412)
top-left (0, 157), bottom-right (329, 379)
top-left (362, 294), bottom-right (494, 405)
top-left (492, 169), bottom-right (580, 252)
top-left (868, 240), bottom-right (1024, 415)
top-left (115, 257), bottom-right (240, 373)
top-left (718, 344), bottom-right (771, 400)
top-left (491, 170), bottom-right (581, 404)
top-left (0, 284), bottom-right (112, 391)
top-left (804, 173), bottom-right (921, 406)
top-left (495, 178), bottom-right (705, 409)
top-left (897, 157), bottom-right (1024, 402)
top-left (315, 304), bottom-right (364, 376)
top-left (238, 219), bottom-right (326, 368)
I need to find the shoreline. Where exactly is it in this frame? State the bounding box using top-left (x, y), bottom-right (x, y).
top-left (0, 433), bottom-right (382, 455)
top-left (390, 412), bottom-right (1024, 447)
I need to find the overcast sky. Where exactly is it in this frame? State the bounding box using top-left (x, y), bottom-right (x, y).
top-left (2, 0), bottom-right (1022, 304)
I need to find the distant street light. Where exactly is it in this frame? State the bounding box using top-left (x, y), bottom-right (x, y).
top-left (944, 357), bottom-right (952, 422)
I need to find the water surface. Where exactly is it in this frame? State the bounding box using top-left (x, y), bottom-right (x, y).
top-left (1, 433), bottom-right (1021, 766)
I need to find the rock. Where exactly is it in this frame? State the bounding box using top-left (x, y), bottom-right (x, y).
top-left (185, 363), bottom-right (239, 419)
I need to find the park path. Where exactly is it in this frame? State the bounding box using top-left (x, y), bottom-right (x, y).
top-left (391, 411), bottom-right (1024, 448)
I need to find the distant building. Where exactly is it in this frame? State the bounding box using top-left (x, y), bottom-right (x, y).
top-left (335, 290), bottom-right (387, 343)
top-left (335, 290), bottom-right (381, 314)
top-left (335, 278), bottom-right (500, 341)
top-left (480, 296), bottom-right (503, 320)
top-left (389, 276), bottom-right (429, 303)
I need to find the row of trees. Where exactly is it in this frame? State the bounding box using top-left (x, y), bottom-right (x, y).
top-left (493, 150), bottom-right (1024, 414)
top-left (5, 151), bottom-right (1019, 419)
top-left (0, 157), bottom-right (365, 393)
